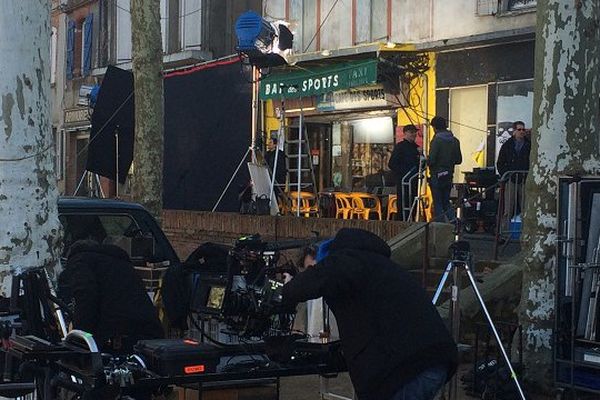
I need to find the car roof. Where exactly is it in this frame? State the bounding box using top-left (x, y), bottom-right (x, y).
top-left (58, 196), bottom-right (146, 211)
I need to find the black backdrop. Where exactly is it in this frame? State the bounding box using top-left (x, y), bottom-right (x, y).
top-left (163, 60), bottom-right (251, 211)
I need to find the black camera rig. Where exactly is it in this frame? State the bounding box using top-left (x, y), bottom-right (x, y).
top-left (190, 234), bottom-right (317, 338)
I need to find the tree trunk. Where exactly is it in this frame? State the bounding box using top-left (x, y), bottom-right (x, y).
top-left (0, 0), bottom-right (61, 296)
top-left (130, 0), bottom-right (164, 221)
top-left (519, 0), bottom-right (600, 389)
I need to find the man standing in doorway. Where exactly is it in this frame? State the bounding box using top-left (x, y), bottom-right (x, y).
top-left (496, 120), bottom-right (531, 220)
top-left (388, 125), bottom-right (421, 220)
top-left (428, 116), bottom-right (462, 222)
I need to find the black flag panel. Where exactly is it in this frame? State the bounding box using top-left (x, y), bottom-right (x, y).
top-left (87, 66), bottom-right (134, 184)
top-left (163, 59), bottom-right (251, 211)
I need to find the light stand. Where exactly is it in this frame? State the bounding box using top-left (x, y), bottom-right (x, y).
top-left (296, 101), bottom-right (303, 217)
top-left (432, 242), bottom-right (527, 400)
top-left (212, 146), bottom-right (253, 212)
top-left (73, 171), bottom-right (105, 198)
top-left (115, 125), bottom-right (120, 198)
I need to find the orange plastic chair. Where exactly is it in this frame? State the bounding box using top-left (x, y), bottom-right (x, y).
top-left (387, 194), bottom-right (398, 220)
top-left (350, 192), bottom-right (382, 220)
top-left (334, 192), bottom-right (353, 219)
top-left (288, 191), bottom-right (319, 217)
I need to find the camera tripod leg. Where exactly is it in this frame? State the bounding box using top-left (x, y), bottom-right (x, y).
top-left (462, 263), bottom-right (527, 400)
top-left (432, 262), bottom-right (454, 305)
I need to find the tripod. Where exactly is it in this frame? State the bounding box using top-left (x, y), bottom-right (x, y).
top-left (432, 242), bottom-right (526, 400)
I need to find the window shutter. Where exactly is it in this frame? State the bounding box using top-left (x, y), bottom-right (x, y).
top-left (66, 19), bottom-right (75, 80)
top-left (83, 14), bottom-right (93, 76)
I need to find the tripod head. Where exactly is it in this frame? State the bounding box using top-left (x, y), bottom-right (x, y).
top-left (449, 240), bottom-right (472, 264)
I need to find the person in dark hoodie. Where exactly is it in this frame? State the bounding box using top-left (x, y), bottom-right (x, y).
top-left (428, 116), bottom-right (462, 222)
top-left (282, 228), bottom-right (457, 400)
top-left (58, 240), bottom-right (164, 353)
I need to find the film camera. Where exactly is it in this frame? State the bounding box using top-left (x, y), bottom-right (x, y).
top-left (190, 234), bottom-right (315, 338)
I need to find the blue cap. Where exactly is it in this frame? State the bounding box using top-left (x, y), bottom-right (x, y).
top-left (316, 239), bottom-right (334, 262)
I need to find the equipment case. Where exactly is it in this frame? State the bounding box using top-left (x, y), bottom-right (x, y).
top-left (135, 339), bottom-right (221, 376)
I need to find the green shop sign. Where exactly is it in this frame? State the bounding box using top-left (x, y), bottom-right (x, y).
top-left (260, 59), bottom-right (378, 100)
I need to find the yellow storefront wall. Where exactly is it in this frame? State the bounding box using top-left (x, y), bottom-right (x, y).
top-left (386, 48), bottom-right (436, 221)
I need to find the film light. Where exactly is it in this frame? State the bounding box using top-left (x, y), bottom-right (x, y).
top-left (235, 10), bottom-right (293, 68)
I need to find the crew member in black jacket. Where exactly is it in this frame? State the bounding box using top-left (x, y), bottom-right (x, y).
top-left (283, 228), bottom-right (457, 400)
top-left (59, 240), bottom-right (164, 352)
top-left (388, 124), bottom-right (421, 220)
top-left (496, 121), bottom-right (531, 218)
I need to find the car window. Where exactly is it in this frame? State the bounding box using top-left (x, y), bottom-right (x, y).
top-left (60, 214), bottom-right (156, 262)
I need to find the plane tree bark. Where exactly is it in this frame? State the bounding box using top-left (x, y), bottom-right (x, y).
top-left (130, 0), bottom-right (164, 221)
top-left (0, 0), bottom-right (62, 295)
top-left (519, 0), bottom-right (600, 389)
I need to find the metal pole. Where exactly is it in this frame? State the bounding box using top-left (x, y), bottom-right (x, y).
top-left (115, 127), bottom-right (119, 199)
top-left (269, 98), bottom-right (285, 209)
top-left (212, 147), bottom-right (252, 212)
top-left (73, 171), bottom-right (87, 196)
top-left (296, 101), bottom-right (303, 217)
top-left (94, 173), bottom-right (106, 198)
top-left (449, 262), bottom-right (461, 400)
top-left (565, 182), bottom-right (578, 296)
top-left (432, 261), bottom-right (454, 305)
top-left (251, 66), bottom-right (258, 163)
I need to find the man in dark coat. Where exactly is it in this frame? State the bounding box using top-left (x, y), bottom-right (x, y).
top-left (388, 124), bottom-right (421, 220)
top-left (59, 240), bottom-right (164, 352)
top-left (428, 116), bottom-right (462, 222)
top-left (283, 228), bottom-right (457, 400)
top-left (496, 120), bottom-right (531, 219)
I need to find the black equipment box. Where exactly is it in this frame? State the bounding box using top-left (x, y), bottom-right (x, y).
top-left (134, 339), bottom-right (220, 376)
top-left (464, 168), bottom-right (499, 188)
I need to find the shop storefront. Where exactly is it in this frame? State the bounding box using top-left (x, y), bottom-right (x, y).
top-left (260, 57), bottom-right (403, 193)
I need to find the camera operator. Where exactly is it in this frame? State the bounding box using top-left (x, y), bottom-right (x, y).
top-left (58, 239), bottom-right (164, 353)
top-left (290, 246), bottom-right (339, 339)
top-left (282, 228), bottom-right (457, 400)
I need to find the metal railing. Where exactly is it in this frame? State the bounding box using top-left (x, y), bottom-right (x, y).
top-left (493, 170), bottom-right (528, 259)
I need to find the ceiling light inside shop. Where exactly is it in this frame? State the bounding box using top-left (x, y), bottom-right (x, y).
top-left (286, 107), bottom-right (316, 113)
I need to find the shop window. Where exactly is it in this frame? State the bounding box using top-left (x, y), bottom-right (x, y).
top-left (349, 117), bottom-right (394, 189)
top-left (180, 0), bottom-right (202, 50)
top-left (331, 117), bottom-right (394, 190)
top-left (495, 80), bottom-right (534, 165)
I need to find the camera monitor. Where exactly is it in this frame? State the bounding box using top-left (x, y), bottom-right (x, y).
top-left (206, 286), bottom-right (226, 310)
top-left (190, 275), bottom-right (230, 316)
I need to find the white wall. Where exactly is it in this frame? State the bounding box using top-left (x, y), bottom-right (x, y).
top-left (262, 0), bottom-right (536, 51)
top-left (393, 0), bottom-right (536, 44)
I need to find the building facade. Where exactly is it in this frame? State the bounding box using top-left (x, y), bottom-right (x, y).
top-left (51, 0), bottom-right (261, 196)
top-left (261, 0), bottom-right (537, 193)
